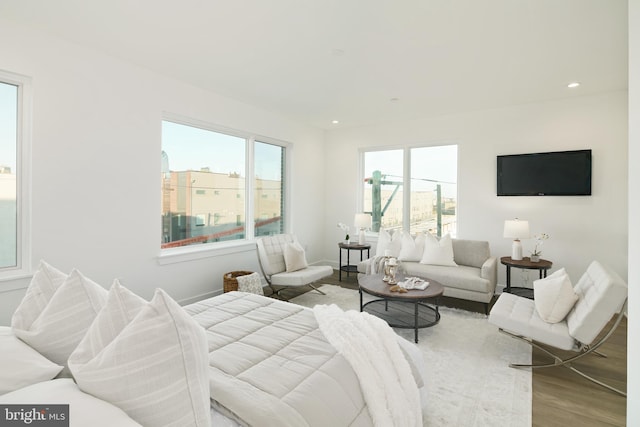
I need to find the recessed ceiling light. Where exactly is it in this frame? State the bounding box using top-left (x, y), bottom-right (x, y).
top-left (567, 82), bottom-right (580, 88)
top-left (332, 120), bottom-right (339, 124)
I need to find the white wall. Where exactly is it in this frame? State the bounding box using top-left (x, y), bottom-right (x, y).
top-left (323, 92), bottom-right (628, 289)
top-left (0, 20), bottom-right (327, 324)
top-left (627, 0), bottom-right (639, 421)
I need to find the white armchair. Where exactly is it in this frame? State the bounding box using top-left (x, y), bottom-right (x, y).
top-left (488, 260), bottom-right (627, 396)
top-left (256, 234), bottom-right (333, 297)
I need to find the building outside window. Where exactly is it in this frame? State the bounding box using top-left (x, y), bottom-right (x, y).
top-left (362, 144), bottom-right (457, 237)
top-left (161, 119), bottom-right (286, 250)
top-left (0, 71), bottom-right (31, 279)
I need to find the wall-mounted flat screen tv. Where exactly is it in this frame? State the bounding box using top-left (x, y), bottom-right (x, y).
top-left (497, 149), bottom-right (592, 196)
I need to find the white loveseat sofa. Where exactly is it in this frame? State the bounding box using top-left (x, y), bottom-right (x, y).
top-left (358, 238), bottom-right (498, 313)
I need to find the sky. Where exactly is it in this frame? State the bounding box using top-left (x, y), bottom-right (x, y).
top-left (0, 82), bottom-right (17, 172)
top-left (162, 120), bottom-right (283, 181)
top-left (364, 145), bottom-right (458, 197)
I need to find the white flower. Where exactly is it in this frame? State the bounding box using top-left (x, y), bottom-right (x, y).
top-left (531, 233), bottom-right (550, 256)
top-left (337, 222), bottom-right (350, 239)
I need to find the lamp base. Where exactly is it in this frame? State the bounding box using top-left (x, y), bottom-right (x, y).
top-left (511, 239), bottom-right (523, 260)
top-left (358, 228), bottom-right (366, 245)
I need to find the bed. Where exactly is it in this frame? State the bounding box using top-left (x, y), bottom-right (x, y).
top-left (1, 261), bottom-right (426, 426)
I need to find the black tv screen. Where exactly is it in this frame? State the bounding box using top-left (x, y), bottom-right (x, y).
top-left (497, 149), bottom-right (592, 196)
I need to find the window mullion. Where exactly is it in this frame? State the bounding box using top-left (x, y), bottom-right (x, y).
top-left (246, 137), bottom-right (255, 239)
top-left (403, 147), bottom-right (411, 233)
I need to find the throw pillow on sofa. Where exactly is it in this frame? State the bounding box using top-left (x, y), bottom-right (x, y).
top-left (375, 229), bottom-right (402, 257)
top-left (420, 233), bottom-right (457, 267)
top-left (398, 232), bottom-right (426, 262)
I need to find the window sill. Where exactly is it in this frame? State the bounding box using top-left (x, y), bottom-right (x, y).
top-left (157, 240), bottom-right (257, 265)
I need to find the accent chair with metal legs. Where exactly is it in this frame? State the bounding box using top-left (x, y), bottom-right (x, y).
top-left (488, 260), bottom-right (627, 396)
top-left (256, 234), bottom-right (333, 297)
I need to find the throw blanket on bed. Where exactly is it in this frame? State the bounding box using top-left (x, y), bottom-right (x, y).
top-left (313, 304), bottom-right (422, 427)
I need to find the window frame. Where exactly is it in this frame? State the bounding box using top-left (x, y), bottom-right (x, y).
top-left (0, 70), bottom-right (32, 283)
top-left (359, 142), bottom-right (458, 237)
top-left (158, 114), bottom-right (291, 265)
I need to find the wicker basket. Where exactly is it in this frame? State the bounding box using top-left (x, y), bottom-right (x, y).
top-left (223, 270), bottom-right (255, 293)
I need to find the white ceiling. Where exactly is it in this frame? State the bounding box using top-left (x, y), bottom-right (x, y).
top-left (0, 0), bottom-right (628, 129)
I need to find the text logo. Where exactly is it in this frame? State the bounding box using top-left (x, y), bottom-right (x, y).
top-left (0, 405), bottom-right (68, 426)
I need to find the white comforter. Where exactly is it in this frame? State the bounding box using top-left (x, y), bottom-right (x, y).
top-left (183, 292), bottom-right (375, 426)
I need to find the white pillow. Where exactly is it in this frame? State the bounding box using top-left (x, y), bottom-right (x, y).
top-left (420, 233), bottom-right (457, 267)
top-left (0, 378), bottom-right (142, 427)
top-left (376, 229), bottom-right (403, 257)
top-left (68, 282), bottom-right (210, 427)
top-left (283, 241), bottom-right (309, 272)
top-left (12, 267), bottom-right (108, 369)
top-left (398, 232), bottom-right (426, 262)
top-left (11, 260), bottom-right (68, 332)
top-left (534, 270), bottom-right (579, 323)
top-left (0, 326), bottom-right (63, 394)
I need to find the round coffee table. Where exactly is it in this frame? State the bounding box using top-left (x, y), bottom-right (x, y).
top-left (358, 273), bottom-right (444, 343)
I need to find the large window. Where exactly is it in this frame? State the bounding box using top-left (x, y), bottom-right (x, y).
top-left (0, 71), bottom-right (31, 279)
top-left (363, 144), bottom-right (457, 236)
top-left (161, 119), bottom-right (286, 250)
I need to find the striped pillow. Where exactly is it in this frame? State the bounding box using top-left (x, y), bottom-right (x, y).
top-left (68, 281), bottom-right (210, 427)
top-left (12, 265), bottom-right (107, 370)
top-left (11, 260), bottom-right (68, 331)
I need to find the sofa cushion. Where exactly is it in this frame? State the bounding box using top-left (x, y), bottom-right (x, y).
top-left (402, 263), bottom-right (492, 294)
top-left (452, 239), bottom-right (491, 268)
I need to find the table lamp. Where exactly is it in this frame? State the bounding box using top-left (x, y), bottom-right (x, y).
top-left (354, 213), bottom-right (372, 245)
top-left (503, 219), bottom-right (530, 260)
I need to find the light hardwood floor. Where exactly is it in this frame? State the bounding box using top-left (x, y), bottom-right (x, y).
top-left (269, 270), bottom-right (628, 427)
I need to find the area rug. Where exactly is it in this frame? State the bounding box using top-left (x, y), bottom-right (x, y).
top-left (289, 285), bottom-right (532, 427)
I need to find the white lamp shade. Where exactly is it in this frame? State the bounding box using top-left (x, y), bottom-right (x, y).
top-left (354, 213), bottom-right (372, 229)
top-left (503, 219), bottom-right (530, 239)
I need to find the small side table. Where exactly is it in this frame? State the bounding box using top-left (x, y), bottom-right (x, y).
top-left (500, 256), bottom-right (553, 299)
top-left (338, 242), bottom-right (371, 281)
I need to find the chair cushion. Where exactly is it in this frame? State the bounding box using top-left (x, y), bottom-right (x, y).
top-left (488, 292), bottom-right (576, 351)
top-left (271, 265), bottom-right (333, 286)
top-left (566, 261), bottom-right (627, 345)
